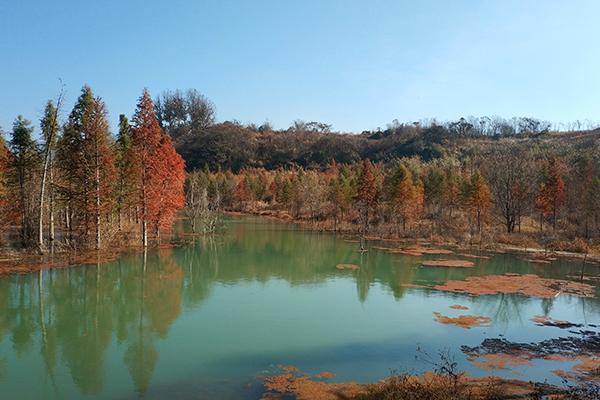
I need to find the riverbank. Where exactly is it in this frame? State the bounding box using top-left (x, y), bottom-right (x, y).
top-left (260, 366), bottom-right (595, 399)
top-left (0, 231), bottom-right (194, 275)
top-left (226, 209), bottom-right (600, 264)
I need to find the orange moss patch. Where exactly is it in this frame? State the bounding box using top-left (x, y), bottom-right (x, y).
top-left (526, 258), bottom-right (552, 264)
top-left (262, 368), bottom-right (364, 400)
top-left (280, 365), bottom-right (299, 373)
top-left (433, 274), bottom-right (596, 298)
top-left (385, 248), bottom-right (424, 256)
top-left (262, 367), bottom-right (543, 400)
top-left (551, 355), bottom-right (600, 382)
top-left (420, 248), bottom-right (454, 255)
top-left (449, 304), bottom-right (469, 310)
top-left (469, 353), bottom-right (533, 371)
top-left (336, 263), bottom-right (359, 270)
top-left (314, 371), bottom-right (336, 379)
top-left (457, 253), bottom-right (491, 259)
top-left (421, 259), bottom-right (475, 268)
top-left (433, 312), bottom-right (491, 328)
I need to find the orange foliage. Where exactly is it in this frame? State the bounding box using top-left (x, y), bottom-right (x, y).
top-left (129, 89), bottom-right (185, 243)
top-left (535, 157), bottom-right (565, 230)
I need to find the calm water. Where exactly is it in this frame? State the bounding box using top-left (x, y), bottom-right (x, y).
top-left (1, 216), bottom-right (599, 399)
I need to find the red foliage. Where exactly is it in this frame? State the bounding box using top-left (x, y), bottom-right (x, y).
top-left (129, 89), bottom-right (185, 241)
top-left (536, 157), bottom-right (565, 229)
top-left (356, 159), bottom-right (378, 209)
top-left (235, 177), bottom-right (247, 203)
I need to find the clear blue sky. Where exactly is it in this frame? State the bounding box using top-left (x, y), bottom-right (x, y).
top-left (1, 0), bottom-right (599, 134)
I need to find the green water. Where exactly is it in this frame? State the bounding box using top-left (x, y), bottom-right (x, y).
top-left (1, 216), bottom-right (599, 399)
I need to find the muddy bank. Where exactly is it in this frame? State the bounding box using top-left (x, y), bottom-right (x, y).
top-left (0, 241), bottom-right (187, 276)
top-left (260, 366), bottom-right (560, 400)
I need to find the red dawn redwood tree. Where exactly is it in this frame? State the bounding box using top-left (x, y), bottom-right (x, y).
top-left (149, 134), bottom-right (185, 242)
top-left (129, 89), bottom-right (185, 246)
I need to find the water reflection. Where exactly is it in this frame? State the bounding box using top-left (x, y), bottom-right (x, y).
top-left (0, 217), bottom-right (599, 399)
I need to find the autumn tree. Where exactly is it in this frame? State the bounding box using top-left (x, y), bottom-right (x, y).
top-left (328, 170), bottom-right (353, 232)
top-left (148, 134), bottom-right (185, 241)
top-left (129, 89), bottom-right (185, 246)
top-left (535, 157), bottom-right (566, 231)
top-left (423, 166), bottom-right (445, 235)
top-left (388, 163), bottom-right (423, 233)
top-left (9, 115), bottom-right (39, 246)
top-left (354, 159), bottom-right (379, 250)
top-left (462, 172), bottom-right (492, 234)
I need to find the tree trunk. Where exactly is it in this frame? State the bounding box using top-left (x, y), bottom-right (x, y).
top-left (49, 159), bottom-right (55, 243)
top-left (95, 159), bottom-right (101, 250)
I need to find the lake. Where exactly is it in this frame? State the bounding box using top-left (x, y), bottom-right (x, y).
top-left (1, 216), bottom-right (599, 399)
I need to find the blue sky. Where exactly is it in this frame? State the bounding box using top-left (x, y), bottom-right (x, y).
top-left (1, 0), bottom-right (599, 134)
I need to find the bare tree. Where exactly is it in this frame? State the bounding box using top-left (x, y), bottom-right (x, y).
top-left (484, 146), bottom-right (533, 233)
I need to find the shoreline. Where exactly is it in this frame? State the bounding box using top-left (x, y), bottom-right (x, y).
top-left (0, 237), bottom-right (193, 276)
top-left (1, 210), bottom-right (598, 276)
top-left (260, 366), bottom-right (576, 400)
top-left (225, 210), bottom-right (600, 264)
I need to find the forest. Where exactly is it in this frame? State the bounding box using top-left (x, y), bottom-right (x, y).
top-left (2, 88), bottom-right (600, 255)
top-left (0, 87), bottom-right (185, 254)
top-left (159, 89), bottom-right (600, 254)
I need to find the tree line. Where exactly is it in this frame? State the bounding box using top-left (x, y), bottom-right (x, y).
top-left (152, 89), bottom-right (600, 172)
top-left (0, 87), bottom-right (185, 252)
top-left (187, 150), bottom-right (600, 251)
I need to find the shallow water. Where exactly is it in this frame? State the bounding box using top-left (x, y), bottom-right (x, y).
top-left (1, 216), bottom-right (599, 399)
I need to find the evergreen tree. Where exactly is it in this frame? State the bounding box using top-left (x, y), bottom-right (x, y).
top-left (9, 116), bottom-right (39, 246)
top-left (57, 86), bottom-right (95, 243)
top-left (115, 114), bottom-right (133, 230)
